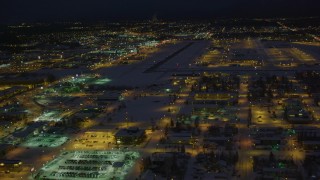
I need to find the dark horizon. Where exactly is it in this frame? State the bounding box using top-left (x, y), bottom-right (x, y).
top-left (1, 0), bottom-right (320, 24)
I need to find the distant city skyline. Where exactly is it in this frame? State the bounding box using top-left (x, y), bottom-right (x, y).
top-left (1, 0), bottom-right (319, 24)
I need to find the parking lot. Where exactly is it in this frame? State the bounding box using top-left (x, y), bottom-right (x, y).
top-left (72, 131), bottom-right (114, 150)
top-left (34, 150), bottom-right (139, 180)
top-left (21, 134), bottom-right (69, 148)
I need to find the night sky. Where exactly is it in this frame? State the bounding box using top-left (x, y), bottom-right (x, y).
top-left (1, 0), bottom-right (319, 23)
